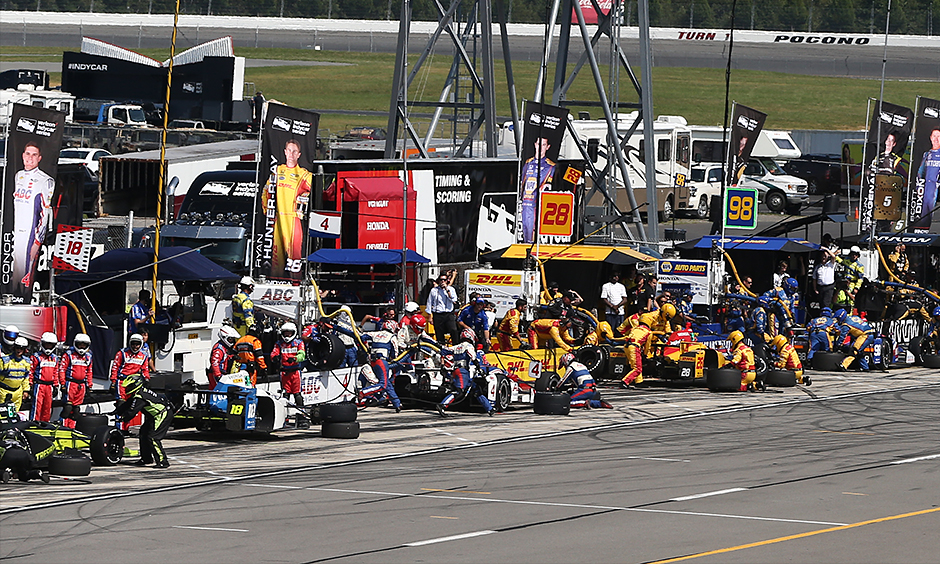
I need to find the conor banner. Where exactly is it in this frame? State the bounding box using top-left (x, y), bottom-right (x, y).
top-left (907, 97), bottom-right (940, 232)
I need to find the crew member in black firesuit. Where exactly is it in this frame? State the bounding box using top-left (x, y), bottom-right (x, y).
top-left (113, 375), bottom-right (171, 468)
top-left (0, 427), bottom-right (53, 483)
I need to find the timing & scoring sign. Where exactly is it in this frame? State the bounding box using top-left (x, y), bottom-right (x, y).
top-left (723, 187), bottom-right (758, 229)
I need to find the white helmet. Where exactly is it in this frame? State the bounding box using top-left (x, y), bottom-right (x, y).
top-left (74, 333), bottom-right (91, 352)
top-left (13, 336), bottom-right (28, 349)
top-left (128, 333), bottom-right (144, 351)
top-left (281, 322), bottom-right (297, 340)
top-left (40, 332), bottom-right (58, 354)
top-left (404, 301), bottom-right (419, 313)
top-left (239, 276), bottom-right (255, 288)
top-left (220, 325), bottom-right (240, 346)
top-left (2, 325), bottom-right (19, 347)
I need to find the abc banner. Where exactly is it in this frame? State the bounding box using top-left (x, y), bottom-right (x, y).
top-left (517, 101), bottom-right (569, 244)
top-left (726, 103), bottom-right (767, 187)
top-left (907, 97), bottom-right (940, 232)
top-left (254, 103), bottom-right (320, 280)
top-left (859, 100), bottom-right (914, 232)
top-left (1, 103), bottom-right (66, 304)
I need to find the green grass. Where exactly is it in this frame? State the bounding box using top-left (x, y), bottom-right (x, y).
top-left (2, 44), bottom-right (934, 134)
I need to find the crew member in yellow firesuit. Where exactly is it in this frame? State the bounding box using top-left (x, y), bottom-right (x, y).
top-left (583, 321), bottom-right (614, 346)
top-left (497, 299), bottom-right (527, 351)
top-left (0, 338), bottom-right (32, 410)
top-left (620, 304), bottom-right (677, 388)
top-left (771, 334), bottom-right (810, 386)
top-left (528, 317), bottom-right (575, 351)
top-left (263, 139), bottom-right (312, 277)
top-left (728, 330), bottom-right (757, 391)
top-left (618, 303), bottom-right (676, 335)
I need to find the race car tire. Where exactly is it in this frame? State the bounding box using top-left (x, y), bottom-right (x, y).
top-left (319, 402), bottom-right (358, 423)
top-left (706, 368), bottom-right (742, 393)
top-left (876, 338), bottom-right (894, 370)
top-left (534, 371), bottom-right (562, 392)
top-left (494, 374), bottom-right (512, 412)
top-left (533, 391), bottom-right (570, 415)
top-left (309, 334), bottom-right (346, 370)
top-left (91, 426), bottom-right (125, 466)
top-left (576, 346), bottom-right (609, 377)
top-left (74, 413), bottom-right (109, 436)
top-left (321, 421), bottom-right (360, 439)
top-left (909, 336), bottom-right (924, 365)
top-left (764, 369), bottom-right (797, 387)
top-left (923, 355), bottom-right (940, 369)
top-left (47, 453), bottom-right (92, 477)
top-left (811, 352), bottom-right (845, 371)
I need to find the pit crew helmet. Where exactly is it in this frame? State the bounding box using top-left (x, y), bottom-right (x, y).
top-left (220, 325), bottom-right (240, 346)
top-left (441, 353), bottom-right (456, 372)
top-left (933, 306), bottom-right (940, 319)
top-left (404, 301), bottom-right (419, 313)
top-left (412, 315), bottom-right (427, 331)
top-left (13, 337), bottom-right (28, 351)
top-left (729, 330), bottom-right (745, 347)
top-left (820, 307), bottom-right (832, 318)
top-left (40, 332), bottom-right (58, 354)
top-left (239, 276), bottom-right (255, 290)
top-left (459, 328), bottom-right (476, 344)
top-left (122, 374), bottom-right (144, 396)
top-left (559, 352), bottom-right (575, 368)
top-left (772, 334), bottom-right (788, 351)
top-left (73, 333), bottom-right (91, 353)
top-left (660, 303), bottom-right (677, 321)
top-left (784, 277), bottom-right (799, 294)
top-left (128, 333), bottom-right (144, 351)
top-left (280, 322), bottom-right (297, 340)
top-left (2, 325), bottom-right (19, 347)
top-left (833, 309), bottom-right (848, 323)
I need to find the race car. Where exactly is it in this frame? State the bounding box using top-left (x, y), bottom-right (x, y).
top-left (168, 372), bottom-right (290, 433)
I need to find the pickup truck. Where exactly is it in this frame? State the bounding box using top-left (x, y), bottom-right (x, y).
top-left (739, 157), bottom-right (808, 214)
top-left (683, 163), bottom-right (723, 218)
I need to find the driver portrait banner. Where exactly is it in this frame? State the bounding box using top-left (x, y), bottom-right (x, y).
top-left (859, 100), bottom-right (913, 232)
top-left (726, 103), bottom-right (767, 187)
top-left (254, 103), bottom-right (320, 280)
top-left (0, 103), bottom-right (66, 304)
top-left (907, 96), bottom-right (940, 232)
top-left (517, 101), bottom-right (569, 244)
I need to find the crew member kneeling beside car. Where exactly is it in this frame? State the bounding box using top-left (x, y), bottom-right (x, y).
top-left (728, 330), bottom-right (758, 392)
top-left (772, 335), bottom-right (810, 386)
top-left (558, 353), bottom-right (612, 409)
top-left (834, 309), bottom-right (874, 371)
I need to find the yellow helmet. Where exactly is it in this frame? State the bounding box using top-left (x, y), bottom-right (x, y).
top-left (660, 303), bottom-right (677, 320)
top-left (772, 334), bottom-right (788, 350)
top-left (598, 321), bottom-right (614, 339)
top-left (729, 330), bottom-right (745, 346)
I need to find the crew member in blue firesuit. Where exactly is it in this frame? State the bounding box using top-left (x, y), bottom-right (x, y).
top-left (746, 297), bottom-right (772, 346)
top-left (557, 353), bottom-right (612, 409)
top-left (807, 307), bottom-right (839, 362)
top-left (762, 277), bottom-right (799, 334)
top-left (435, 329), bottom-right (494, 417)
top-left (834, 308), bottom-right (875, 370)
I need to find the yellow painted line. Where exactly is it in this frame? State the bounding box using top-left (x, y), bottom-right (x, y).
top-left (421, 488), bottom-right (491, 495)
top-left (842, 492), bottom-right (868, 496)
top-left (647, 506), bottom-right (940, 564)
top-left (430, 515), bottom-right (459, 520)
top-left (814, 430), bottom-right (876, 436)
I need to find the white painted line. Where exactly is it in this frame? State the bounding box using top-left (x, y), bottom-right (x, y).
top-left (405, 530), bottom-right (496, 547)
top-left (173, 525), bottom-right (249, 533)
top-left (890, 454), bottom-right (940, 465)
top-left (627, 456), bottom-right (691, 463)
top-left (670, 488), bottom-right (748, 502)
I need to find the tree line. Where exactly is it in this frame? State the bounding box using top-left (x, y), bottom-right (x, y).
top-left (2, 0), bottom-right (936, 35)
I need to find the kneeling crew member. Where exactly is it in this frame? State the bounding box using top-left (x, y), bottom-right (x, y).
top-left (807, 308), bottom-right (837, 361)
top-left (114, 375), bottom-right (171, 468)
top-left (834, 309), bottom-right (875, 370)
top-left (728, 330), bottom-right (757, 392)
top-left (558, 353), bottom-right (612, 409)
top-left (436, 330), bottom-right (494, 416)
top-left (772, 335), bottom-right (810, 386)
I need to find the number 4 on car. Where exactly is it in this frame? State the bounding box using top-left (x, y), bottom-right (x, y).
top-left (723, 187), bottom-right (759, 229)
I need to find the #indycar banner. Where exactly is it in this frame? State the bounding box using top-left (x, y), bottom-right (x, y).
top-left (254, 102), bottom-right (320, 280)
top-left (1, 103), bottom-right (66, 304)
top-left (907, 97), bottom-right (940, 233)
top-left (726, 103), bottom-right (767, 187)
top-left (859, 100), bottom-right (914, 232)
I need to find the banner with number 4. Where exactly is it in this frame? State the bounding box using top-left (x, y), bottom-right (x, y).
top-left (52, 225), bottom-right (94, 272)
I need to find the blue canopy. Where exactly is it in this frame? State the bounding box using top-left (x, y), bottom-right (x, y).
top-left (58, 246), bottom-right (239, 282)
top-left (677, 236), bottom-right (820, 253)
top-left (307, 248), bottom-right (430, 265)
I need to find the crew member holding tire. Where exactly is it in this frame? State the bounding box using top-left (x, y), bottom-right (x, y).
top-left (497, 299), bottom-right (527, 351)
top-left (57, 334), bottom-right (93, 428)
top-left (113, 375), bottom-right (171, 468)
top-left (231, 276), bottom-right (256, 337)
top-left (0, 337), bottom-right (31, 411)
top-left (772, 335), bottom-right (809, 386)
top-left (208, 326), bottom-right (240, 388)
top-left (29, 333), bottom-right (59, 422)
top-left (436, 330), bottom-right (494, 417)
top-left (807, 307), bottom-right (838, 362)
top-left (270, 322), bottom-right (308, 425)
top-left (834, 309), bottom-right (875, 371)
top-left (728, 330), bottom-right (758, 392)
top-left (558, 353), bottom-right (612, 409)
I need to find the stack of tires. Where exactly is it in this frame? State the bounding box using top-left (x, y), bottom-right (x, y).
top-left (910, 336), bottom-right (940, 368)
top-left (533, 371), bottom-right (569, 415)
top-left (318, 402), bottom-right (359, 439)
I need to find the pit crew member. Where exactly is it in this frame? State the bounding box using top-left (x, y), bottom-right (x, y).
top-left (558, 353), bottom-right (612, 409)
top-left (208, 326), bottom-right (240, 389)
top-left (57, 334), bottom-right (94, 429)
top-left (834, 309), bottom-right (875, 371)
top-left (746, 298), bottom-right (772, 345)
top-left (29, 333), bottom-right (59, 422)
top-left (728, 330), bottom-right (757, 392)
top-left (113, 375), bottom-right (171, 468)
top-left (457, 297), bottom-right (491, 351)
top-left (110, 333), bottom-right (151, 400)
top-left (0, 337), bottom-right (31, 411)
top-left (807, 307), bottom-right (838, 362)
top-left (361, 307), bottom-right (400, 332)
top-left (436, 330), bottom-right (494, 417)
top-left (2, 325), bottom-right (19, 356)
top-left (528, 317), bottom-right (575, 351)
top-left (270, 322), bottom-right (307, 417)
top-left (128, 289), bottom-right (154, 337)
top-left (772, 334), bottom-right (810, 385)
top-left (232, 276), bottom-right (256, 337)
top-left (233, 327), bottom-right (267, 386)
top-left (497, 299), bottom-right (527, 351)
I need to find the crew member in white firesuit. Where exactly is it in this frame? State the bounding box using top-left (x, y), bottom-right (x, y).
top-left (435, 329), bottom-right (494, 417)
top-left (231, 276), bottom-right (256, 337)
top-left (557, 353), bottom-right (612, 409)
top-left (208, 326), bottom-right (240, 388)
top-left (270, 322), bottom-right (308, 425)
top-left (57, 334), bottom-right (93, 428)
top-left (29, 333), bottom-right (59, 422)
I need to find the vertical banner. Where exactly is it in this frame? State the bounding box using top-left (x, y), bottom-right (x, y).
top-left (1, 103), bottom-right (66, 304)
top-left (859, 100), bottom-right (914, 232)
top-left (907, 97), bottom-right (940, 233)
top-left (254, 103), bottom-right (320, 280)
top-left (726, 103), bottom-right (767, 187)
top-left (517, 101), bottom-right (569, 244)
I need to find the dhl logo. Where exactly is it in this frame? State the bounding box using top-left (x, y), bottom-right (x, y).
top-left (469, 273), bottom-right (521, 286)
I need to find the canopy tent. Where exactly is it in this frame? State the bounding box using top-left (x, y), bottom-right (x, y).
top-left (58, 246), bottom-right (239, 282)
top-left (307, 248), bottom-right (430, 265)
top-left (482, 244), bottom-right (657, 265)
top-left (676, 236), bottom-right (821, 253)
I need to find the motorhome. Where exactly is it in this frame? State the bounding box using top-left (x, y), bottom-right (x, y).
top-left (0, 87), bottom-right (75, 126)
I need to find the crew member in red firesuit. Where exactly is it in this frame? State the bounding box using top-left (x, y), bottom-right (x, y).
top-left (208, 326), bottom-right (240, 388)
top-left (270, 322), bottom-right (307, 425)
top-left (29, 332), bottom-right (59, 422)
top-left (557, 353), bottom-right (612, 409)
top-left (57, 333), bottom-right (93, 428)
top-left (110, 333), bottom-right (151, 400)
